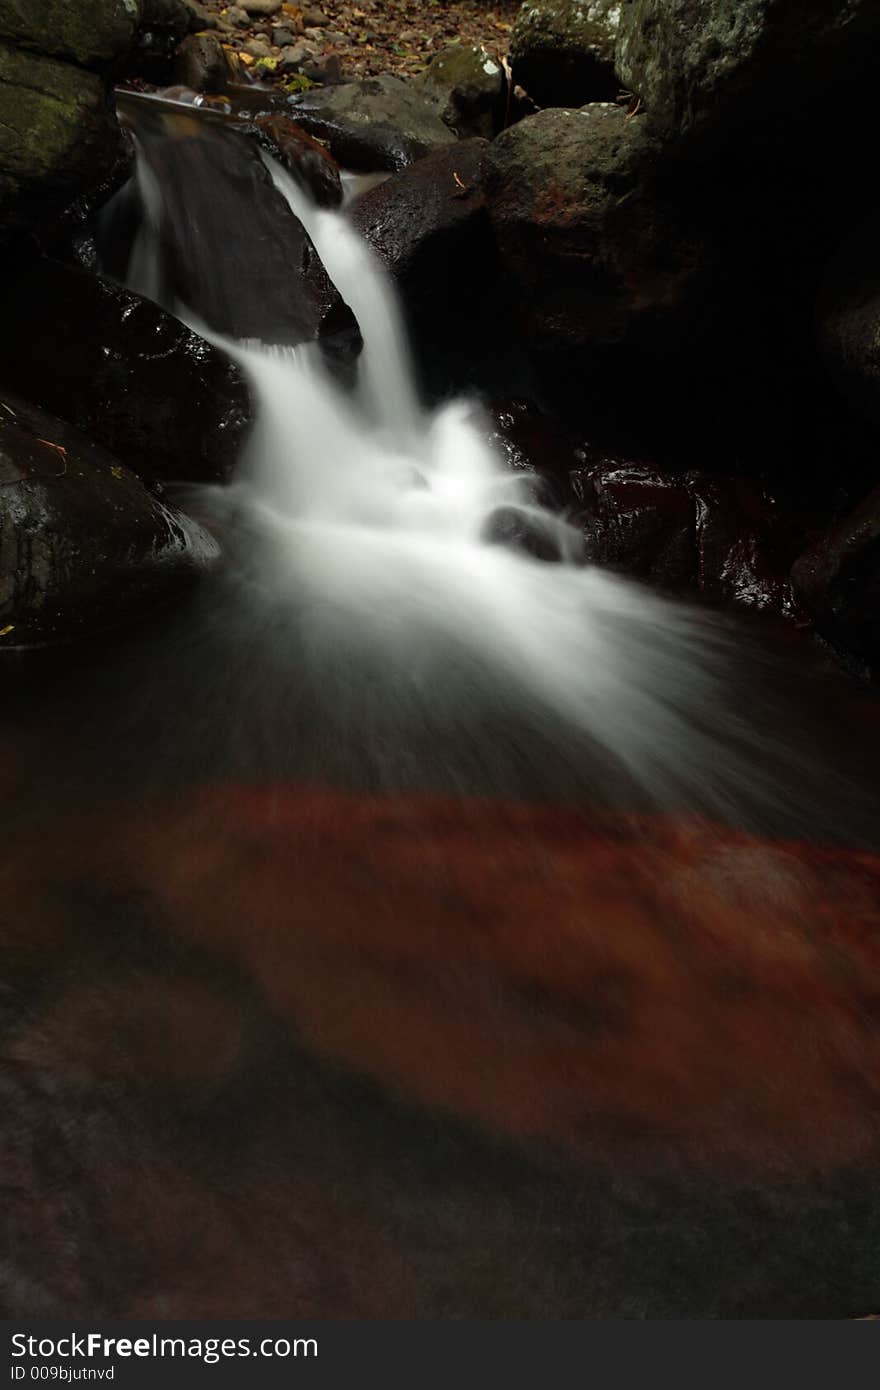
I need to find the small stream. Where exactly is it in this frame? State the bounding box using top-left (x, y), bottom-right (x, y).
top-left (2, 101), bottom-right (880, 1319)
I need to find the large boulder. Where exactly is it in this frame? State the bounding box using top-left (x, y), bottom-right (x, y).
top-left (415, 44), bottom-right (505, 140)
top-left (105, 105), bottom-right (354, 351)
top-left (0, 392), bottom-right (218, 649)
top-left (350, 140), bottom-right (508, 394)
top-left (0, 2), bottom-right (137, 236)
top-left (791, 485), bottom-right (880, 667)
top-left (0, 0), bottom-right (140, 69)
top-left (484, 104), bottom-right (698, 351)
top-left (571, 456), bottom-right (795, 614)
top-left (287, 75), bottom-right (457, 172)
top-left (615, 0), bottom-right (880, 149)
top-left (0, 252), bottom-right (250, 485)
top-left (510, 0), bottom-right (621, 108)
top-left (0, 48), bottom-right (122, 235)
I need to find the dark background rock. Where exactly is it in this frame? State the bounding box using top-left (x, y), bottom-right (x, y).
top-left (0, 252), bottom-right (250, 485)
top-left (174, 32), bottom-right (229, 92)
top-left (818, 221), bottom-right (880, 443)
top-left (510, 0), bottom-right (621, 108)
top-left (0, 391), bottom-right (219, 649)
top-left (485, 104), bottom-right (699, 352)
top-left (615, 0), bottom-right (880, 152)
top-left (130, 0), bottom-right (208, 84)
top-left (415, 44), bottom-right (505, 140)
top-left (792, 485), bottom-right (880, 669)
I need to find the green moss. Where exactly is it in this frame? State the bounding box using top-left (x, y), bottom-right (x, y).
top-left (0, 44), bottom-right (114, 220)
top-left (0, 0), bottom-right (140, 70)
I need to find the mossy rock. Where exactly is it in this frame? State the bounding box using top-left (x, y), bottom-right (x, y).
top-left (510, 0), bottom-right (621, 108)
top-left (0, 44), bottom-right (120, 229)
top-left (0, 0), bottom-right (140, 70)
top-left (417, 44), bottom-right (504, 139)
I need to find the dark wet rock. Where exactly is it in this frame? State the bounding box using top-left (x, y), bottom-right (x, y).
top-left (415, 44), bottom-right (505, 140)
top-left (570, 456), bottom-right (794, 613)
top-left (287, 75), bottom-right (457, 173)
top-left (350, 141), bottom-right (508, 394)
top-left (572, 458), bottom-right (695, 586)
top-left (0, 252), bottom-right (250, 485)
top-left (0, 392), bottom-right (219, 650)
top-left (510, 0), bottom-right (621, 108)
top-left (0, 45), bottom-right (125, 236)
top-left (484, 104), bottom-right (698, 352)
top-left (616, 0), bottom-right (880, 150)
top-left (791, 486), bottom-right (880, 666)
top-left (0, 0), bottom-right (140, 70)
top-left (238, 114), bottom-right (342, 208)
top-left (818, 221), bottom-right (880, 436)
top-left (487, 398), bottom-right (586, 484)
top-left (175, 33), bottom-right (230, 93)
top-left (350, 139), bottom-right (490, 288)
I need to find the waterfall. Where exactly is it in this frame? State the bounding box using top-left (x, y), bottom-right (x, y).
top-left (104, 109), bottom-right (856, 829)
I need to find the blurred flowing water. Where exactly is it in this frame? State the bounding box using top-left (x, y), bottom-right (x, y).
top-left (2, 102), bottom-right (880, 1319)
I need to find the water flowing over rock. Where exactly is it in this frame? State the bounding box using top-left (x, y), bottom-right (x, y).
top-left (109, 103), bottom-right (352, 348)
top-left (415, 44), bottom-right (505, 140)
top-left (239, 113), bottom-right (342, 208)
top-left (349, 139), bottom-right (508, 392)
top-left (286, 75), bottom-right (457, 172)
top-left (0, 392), bottom-right (219, 648)
top-left (510, 0), bottom-right (621, 108)
top-left (0, 252), bottom-right (250, 485)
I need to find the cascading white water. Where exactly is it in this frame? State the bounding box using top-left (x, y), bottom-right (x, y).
top-left (198, 159), bottom-right (774, 814)
top-left (113, 121), bottom-right (856, 826)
